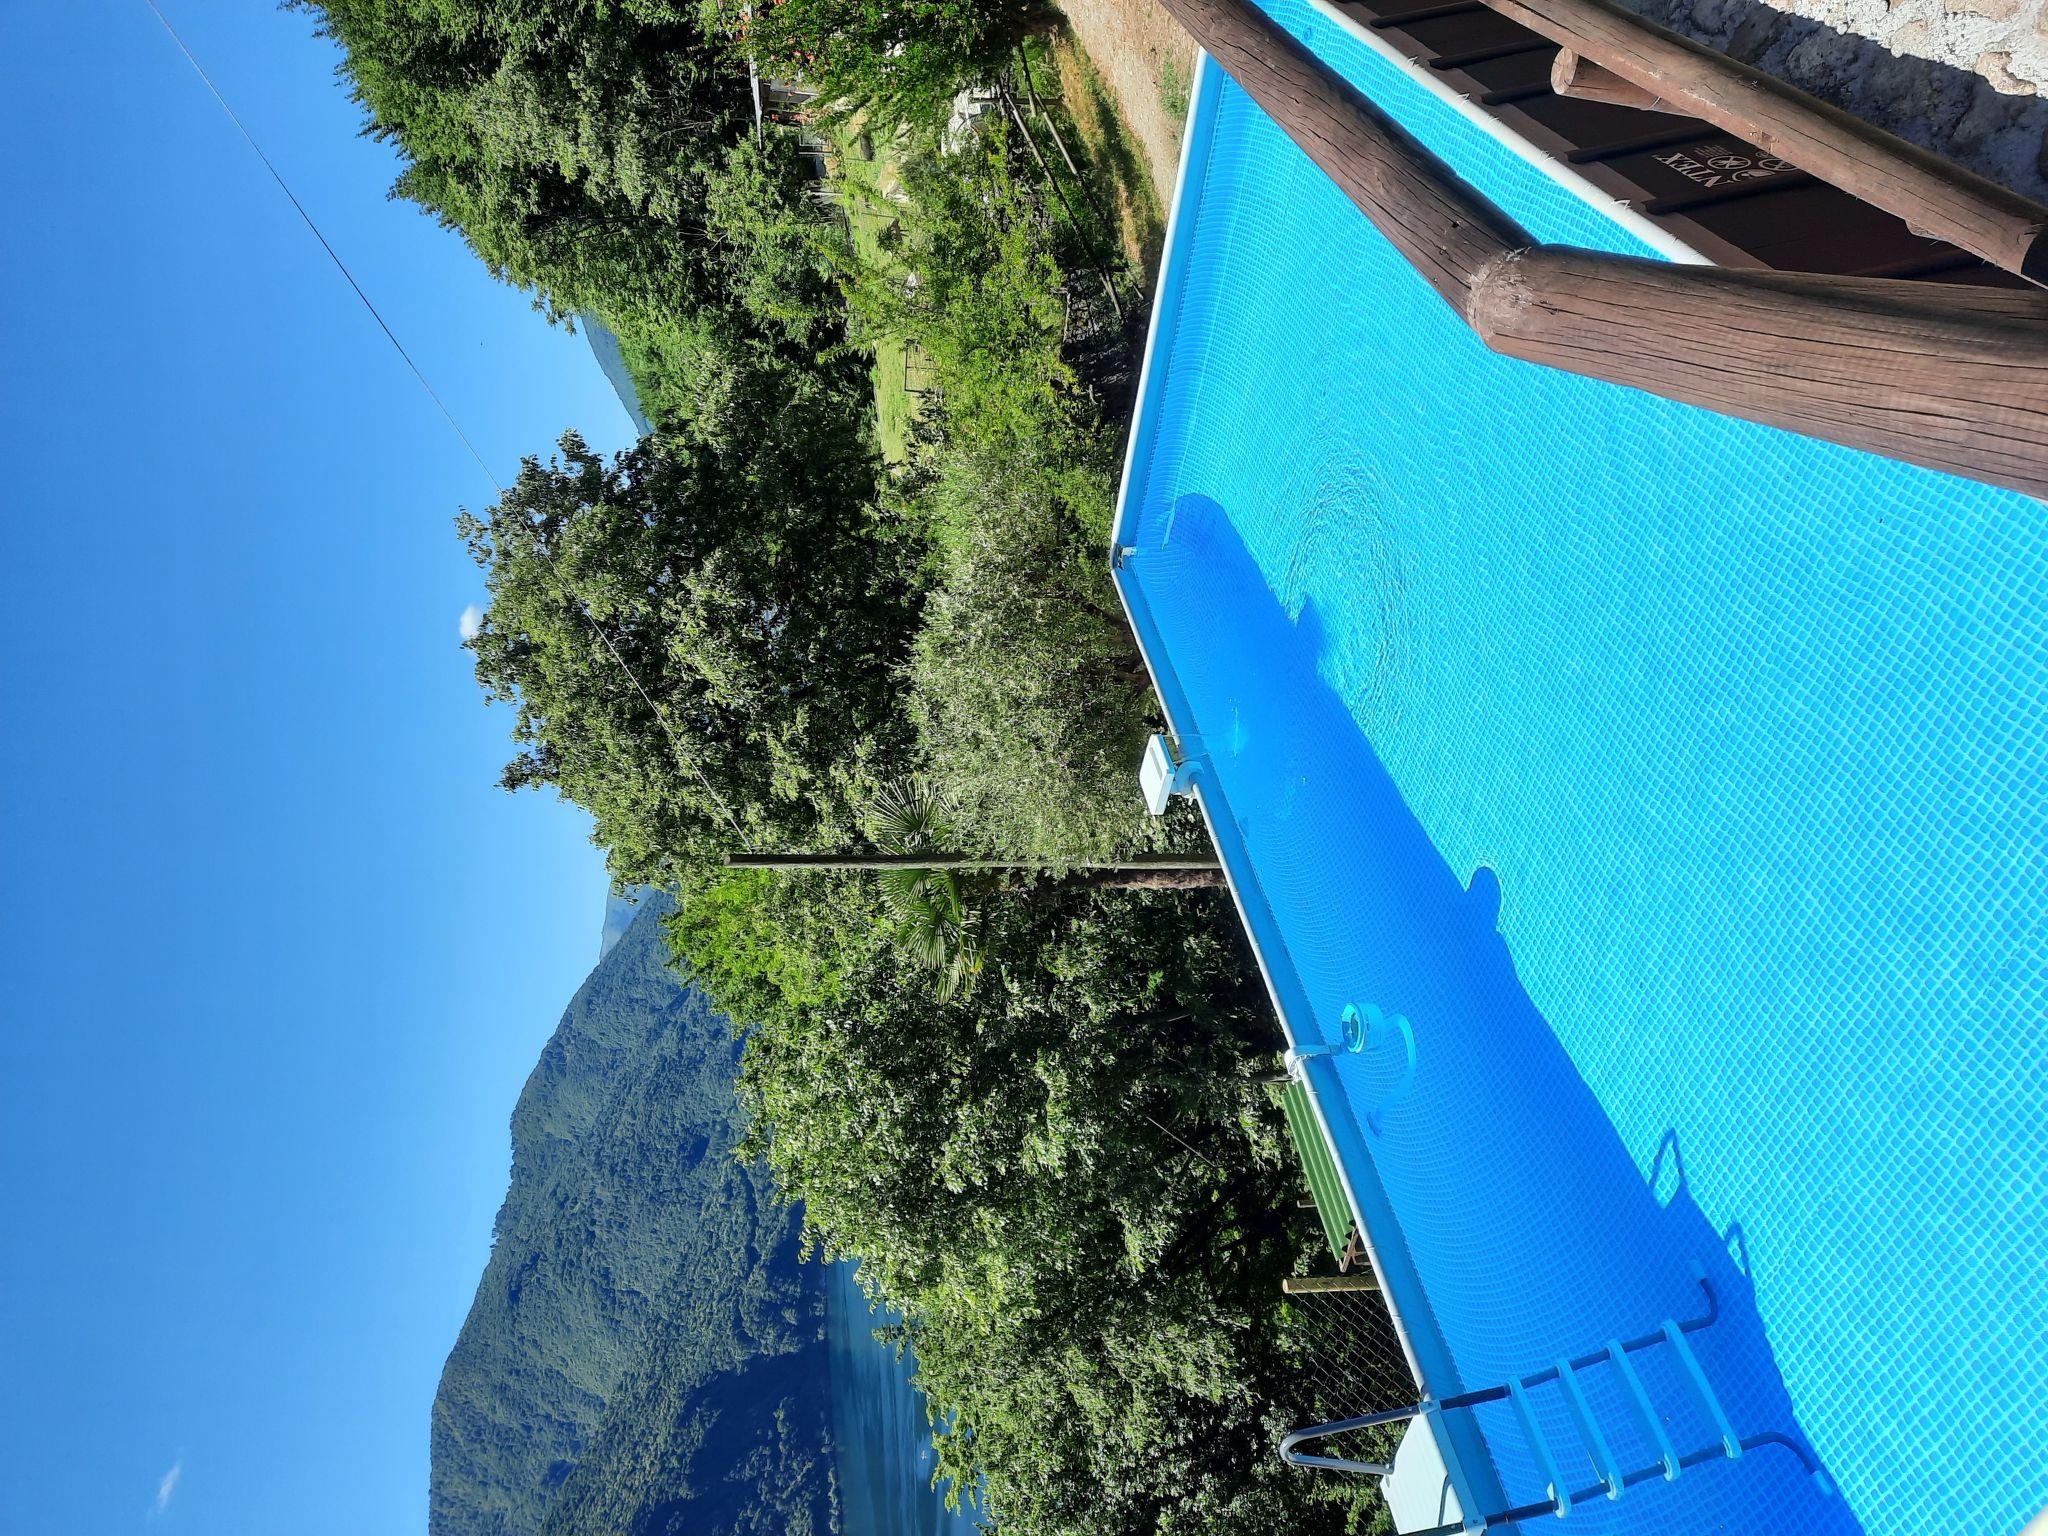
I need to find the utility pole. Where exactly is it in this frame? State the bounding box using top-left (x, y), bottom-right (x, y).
top-left (725, 851), bottom-right (1224, 888)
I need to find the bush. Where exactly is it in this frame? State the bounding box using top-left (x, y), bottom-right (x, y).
top-left (905, 433), bottom-right (1157, 860)
top-left (690, 877), bottom-right (1369, 1536)
top-left (720, 0), bottom-right (1048, 121)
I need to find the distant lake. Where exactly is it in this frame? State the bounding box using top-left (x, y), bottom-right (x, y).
top-left (598, 888), bottom-right (974, 1530)
top-left (826, 1260), bottom-right (979, 1535)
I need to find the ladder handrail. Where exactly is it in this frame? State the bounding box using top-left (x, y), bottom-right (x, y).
top-left (1277, 1264), bottom-right (1835, 1522)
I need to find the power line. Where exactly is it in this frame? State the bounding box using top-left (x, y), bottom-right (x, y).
top-left (139, 0), bottom-right (747, 841)
top-left (141, 0), bottom-right (503, 493)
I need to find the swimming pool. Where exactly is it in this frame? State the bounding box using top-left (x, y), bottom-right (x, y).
top-left (1112, 12), bottom-right (2048, 1536)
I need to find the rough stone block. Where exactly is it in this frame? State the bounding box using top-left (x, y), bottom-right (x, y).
top-left (1975, 48), bottom-right (2040, 91)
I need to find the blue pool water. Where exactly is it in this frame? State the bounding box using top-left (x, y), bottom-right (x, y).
top-left (1115, 15), bottom-right (2048, 1536)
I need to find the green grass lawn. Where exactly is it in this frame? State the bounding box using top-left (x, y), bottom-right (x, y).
top-left (871, 337), bottom-right (917, 466)
top-left (826, 31), bottom-right (1164, 468)
top-left (831, 124), bottom-right (919, 466)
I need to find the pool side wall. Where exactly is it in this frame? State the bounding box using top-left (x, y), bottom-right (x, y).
top-left (1289, 0), bottom-right (1708, 264)
top-left (1108, 47), bottom-right (1511, 1532)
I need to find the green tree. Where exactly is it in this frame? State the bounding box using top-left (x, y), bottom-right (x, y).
top-left (684, 879), bottom-right (1371, 1536)
top-left (866, 779), bottom-right (982, 1000)
top-left (903, 432), bottom-right (1159, 861)
top-left (297, 0), bottom-right (750, 323)
top-left (839, 126), bottom-right (1163, 859)
top-left (720, 0), bottom-right (1045, 121)
top-left (294, 2), bottom-right (863, 437)
top-left (460, 430), bottom-right (921, 886)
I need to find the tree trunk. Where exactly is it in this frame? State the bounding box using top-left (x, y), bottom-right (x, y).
top-left (1039, 867), bottom-right (1226, 890)
top-left (727, 851), bottom-right (1221, 876)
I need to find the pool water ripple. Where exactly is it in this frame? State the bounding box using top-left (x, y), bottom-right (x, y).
top-left (1115, 13), bottom-right (2048, 1536)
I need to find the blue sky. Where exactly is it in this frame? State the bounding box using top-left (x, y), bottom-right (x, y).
top-left (0, 5), bottom-right (639, 1531)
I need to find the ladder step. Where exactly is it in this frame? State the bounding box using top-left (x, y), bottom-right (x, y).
top-left (1507, 1376), bottom-right (1570, 1515)
top-left (1663, 1321), bottom-right (1742, 1460)
top-left (1608, 1339), bottom-right (1681, 1481)
top-left (1554, 1357), bottom-right (1624, 1500)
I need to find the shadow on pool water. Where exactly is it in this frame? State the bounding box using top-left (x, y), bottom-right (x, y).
top-left (1138, 494), bottom-right (1859, 1536)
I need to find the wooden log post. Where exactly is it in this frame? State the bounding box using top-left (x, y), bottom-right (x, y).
top-left (1469, 249), bottom-right (2048, 497)
top-left (1550, 50), bottom-right (1681, 115)
top-left (725, 852), bottom-right (1223, 871)
top-left (725, 851), bottom-right (1227, 888)
top-left (1481, 0), bottom-right (2048, 287)
top-left (1156, 0), bottom-right (2048, 500)
top-left (1159, 0), bottom-right (1532, 310)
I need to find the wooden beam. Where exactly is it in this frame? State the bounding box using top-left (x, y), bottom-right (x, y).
top-left (724, 851), bottom-right (1223, 870)
top-left (1283, 1273), bottom-right (1383, 1294)
top-left (1469, 248), bottom-right (2048, 498)
top-left (1550, 49), bottom-right (1681, 115)
top-left (1481, 0), bottom-right (2048, 287)
top-left (1159, 0), bottom-right (1532, 309)
top-left (727, 852), bottom-right (1227, 889)
top-left (1156, 0), bottom-right (2048, 499)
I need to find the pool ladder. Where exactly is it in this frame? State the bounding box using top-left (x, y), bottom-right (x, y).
top-left (1280, 1262), bottom-right (1833, 1530)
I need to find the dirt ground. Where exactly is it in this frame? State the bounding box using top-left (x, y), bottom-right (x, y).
top-left (1055, 0), bottom-right (1200, 205)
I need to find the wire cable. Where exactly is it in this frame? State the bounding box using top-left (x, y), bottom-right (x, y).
top-left (139, 0), bottom-right (747, 841)
top-left (141, 0), bottom-right (503, 494)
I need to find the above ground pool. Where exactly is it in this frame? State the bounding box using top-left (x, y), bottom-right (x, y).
top-left (1112, 11), bottom-right (2048, 1536)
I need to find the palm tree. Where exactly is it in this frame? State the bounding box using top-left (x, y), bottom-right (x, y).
top-left (869, 779), bottom-right (982, 1000)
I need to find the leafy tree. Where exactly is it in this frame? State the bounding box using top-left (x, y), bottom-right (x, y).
top-left (460, 429), bottom-right (921, 885)
top-left (866, 779), bottom-right (983, 1000)
top-left (838, 125), bottom-right (1162, 859)
top-left (719, 0), bottom-right (1046, 121)
top-left (295, 3), bottom-right (862, 437)
top-left (297, 0), bottom-right (751, 324)
top-left (844, 128), bottom-right (1076, 450)
top-left (902, 432), bottom-right (1159, 861)
top-left (677, 878), bottom-right (1373, 1536)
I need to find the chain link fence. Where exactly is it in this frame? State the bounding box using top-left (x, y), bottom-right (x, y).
top-left (1278, 1272), bottom-right (1417, 1476)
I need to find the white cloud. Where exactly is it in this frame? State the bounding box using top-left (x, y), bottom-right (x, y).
top-left (151, 1459), bottom-right (183, 1518)
top-left (458, 603), bottom-right (485, 641)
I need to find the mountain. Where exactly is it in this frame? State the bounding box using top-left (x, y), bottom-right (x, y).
top-left (582, 314), bottom-right (654, 437)
top-left (430, 893), bottom-right (833, 1536)
top-left (599, 886), bottom-right (653, 961)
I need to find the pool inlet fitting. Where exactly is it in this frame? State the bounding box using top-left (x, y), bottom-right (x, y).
top-left (1289, 1003), bottom-right (1417, 1135)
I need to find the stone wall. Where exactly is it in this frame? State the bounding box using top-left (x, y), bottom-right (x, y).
top-left (1618, 0), bottom-right (2047, 199)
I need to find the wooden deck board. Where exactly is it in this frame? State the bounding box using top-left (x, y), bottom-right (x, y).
top-left (1307, 0), bottom-right (2014, 286)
